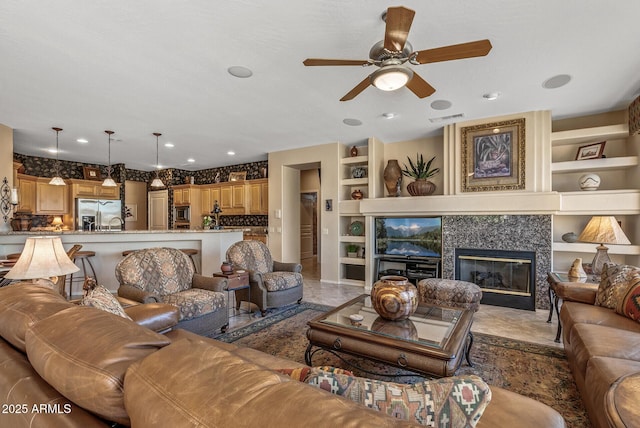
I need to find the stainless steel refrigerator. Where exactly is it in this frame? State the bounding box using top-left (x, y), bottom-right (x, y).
top-left (76, 199), bottom-right (123, 231)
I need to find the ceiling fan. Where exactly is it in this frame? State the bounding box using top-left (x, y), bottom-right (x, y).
top-left (303, 6), bottom-right (492, 101)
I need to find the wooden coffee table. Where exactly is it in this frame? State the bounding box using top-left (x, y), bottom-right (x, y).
top-left (305, 294), bottom-right (474, 378)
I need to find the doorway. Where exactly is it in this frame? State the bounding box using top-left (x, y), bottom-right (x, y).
top-left (300, 192), bottom-right (317, 259)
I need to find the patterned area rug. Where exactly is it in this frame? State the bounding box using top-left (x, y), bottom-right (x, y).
top-left (217, 302), bottom-right (590, 428)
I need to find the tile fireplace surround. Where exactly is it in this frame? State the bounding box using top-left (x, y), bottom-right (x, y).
top-left (442, 215), bottom-right (552, 310)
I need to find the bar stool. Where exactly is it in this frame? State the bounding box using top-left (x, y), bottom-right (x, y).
top-left (68, 250), bottom-right (98, 299)
top-left (180, 249), bottom-right (199, 273)
top-left (6, 253), bottom-right (21, 260)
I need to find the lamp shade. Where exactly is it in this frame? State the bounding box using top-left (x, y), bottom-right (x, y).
top-left (5, 236), bottom-right (79, 280)
top-left (371, 65), bottom-right (413, 91)
top-left (578, 216), bottom-right (631, 245)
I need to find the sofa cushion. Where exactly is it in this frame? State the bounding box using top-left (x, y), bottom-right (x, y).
top-left (0, 283), bottom-right (73, 352)
top-left (261, 271), bottom-right (303, 291)
top-left (615, 273), bottom-right (640, 321)
top-left (123, 338), bottom-right (415, 427)
top-left (560, 302), bottom-right (640, 345)
top-left (81, 283), bottom-right (132, 319)
top-left (161, 288), bottom-right (225, 321)
top-left (25, 306), bottom-right (171, 426)
top-left (595, 264), bottom-right (640, 309)
top-left (569, 323), bottom-right (640, 377)
top-left (305, 369), bottom-right (491, 427)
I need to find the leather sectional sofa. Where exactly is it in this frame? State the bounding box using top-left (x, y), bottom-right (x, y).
top-left (559, 281), bottom-right (640, 427)
top-left (0, 283), bottom-right (565, 427)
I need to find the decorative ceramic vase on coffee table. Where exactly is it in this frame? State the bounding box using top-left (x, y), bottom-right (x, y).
top-left (371, 275), bottom-right (418, 320)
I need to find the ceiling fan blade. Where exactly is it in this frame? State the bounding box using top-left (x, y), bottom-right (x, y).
top-left (340, 77), bottom-right (371, 101)
top-left (405, 72), bottom-right (436, 98)
top-left (303, 58), bottom-right (369, 66)
top-left (414, 39), bottom-right (492, 64)
top-left (383, 6), bottom-right (415, 52)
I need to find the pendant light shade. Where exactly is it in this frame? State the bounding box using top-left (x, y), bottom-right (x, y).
top-left (102, 130), bottom-right (117, 187)
top-left (49, 127), bottom-right (66, 186)
top-left (150, 132), bottom-right (164, 188)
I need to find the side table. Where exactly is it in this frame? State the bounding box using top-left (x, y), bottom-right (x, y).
top-left (546, 272), bottom-right (599, 343)
top-left (606, 371), bottom-right (640, 428)
top-left (213, 271), bottom-right (251, 319)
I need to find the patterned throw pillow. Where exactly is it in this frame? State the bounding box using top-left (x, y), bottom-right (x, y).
top-left (275, 366), bottom-right (354, 382)
top-left (304, 369), bottom-right (491, 427)
top-left (595, 264), bottom-right (640, 308)
top-left (81, 283), bottom-right (131, 320)
top-left (615, 273), bottom-right (640, 321)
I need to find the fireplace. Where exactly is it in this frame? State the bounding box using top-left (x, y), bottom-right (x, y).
top-left (455, 248), bottom-right (536, 311)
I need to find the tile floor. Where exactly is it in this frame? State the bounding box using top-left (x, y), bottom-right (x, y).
top-left (228, 256), bottom-right (564, 349)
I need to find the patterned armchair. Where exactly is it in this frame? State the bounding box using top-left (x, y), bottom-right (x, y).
top-left (115, 247), bottom-right (228, 336)
top-left (226, 240), bottom-right (303, 316)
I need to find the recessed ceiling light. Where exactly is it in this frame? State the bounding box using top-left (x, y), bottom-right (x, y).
top-left (482, 92), bottom-right (500, 101)
top-left (228, 66), bottom-right (253, 78)
top-left (227, 151), bottom-right (235, 156)
top-left (343, 118), bottom-right (362, 126)
top-left (542, 74), bottom-right (571, 89)
top-left (382, 112), bottom-right (397, 119)
top-left (77, 138), bottom-right (88, 143)
top-left (430, 100), bottom-right (452, 110)
top-left (187, 158), bottom-right (195, 163)
top-left (164, 142), bottom-right (174, 148)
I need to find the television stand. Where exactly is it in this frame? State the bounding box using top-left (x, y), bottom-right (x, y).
top-left (376, 256), bottom-right (441, 285)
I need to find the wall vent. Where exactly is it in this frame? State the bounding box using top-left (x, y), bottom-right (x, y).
top-left (428, 113), bottom-right (465, 123)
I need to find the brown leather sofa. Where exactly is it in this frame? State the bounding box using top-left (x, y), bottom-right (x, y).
top-left (558, 281), bottom-right (640, 428)
top-left (0, 283), bottom-right (565, 427)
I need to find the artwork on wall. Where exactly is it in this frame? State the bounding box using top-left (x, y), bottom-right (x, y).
top-left (83, 166), bottom-right (101, 181)
top-left (575, 141), bottom-right (606, 160)
top-left (461, 118), bottom-right (526, 192)
top-left (229, 171), bottom-right (247, 181)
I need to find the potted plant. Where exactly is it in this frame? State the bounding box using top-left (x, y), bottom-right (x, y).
top-left (401, 153), bottom-right (440, 196)
top-left (202, 215), bottom-right (212, 230)
top-left (346, 244), bottom-right (359, 258)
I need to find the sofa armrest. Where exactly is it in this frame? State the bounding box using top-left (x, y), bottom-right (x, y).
top-left (554, 281), bottom-right (598, 304)
top-left (273, 261), bottom-right (302, 273)
top-left (124, 303), bottom-right (180, 333)
top-left (192, 274), bottom-right (227, 292)
top-left (118, 284), bottom-right (162, 303)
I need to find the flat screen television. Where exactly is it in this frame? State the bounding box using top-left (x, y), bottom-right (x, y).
top-left (375, 217), bottom-right (442, 258)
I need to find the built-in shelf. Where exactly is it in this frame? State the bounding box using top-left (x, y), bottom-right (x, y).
top-left (339, 235), bottom-right (366, 243)
top-left (551, 124), bottom-right (629, 146)
top-left (339, 257), bottom-right (365, 265)
top-left (552, 156), bottom-right (638, 173)
top-left (340, 155), bottom-right (368, 165)
top-left (341, 177), bottom-right (369, 186)
top-left (553, 242), bottom-right (640, 256)
top-left (558, 189), bottom-right (640, 215)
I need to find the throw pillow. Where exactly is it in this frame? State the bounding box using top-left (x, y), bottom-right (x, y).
top-left (275, 366), bottom-right (354, 382)
top-left (615, 273), bottom-right (640, 321)
top-left (81, 280), bottom-right (131, 320)
top-left (305, 369), bottom-right (491, 428)
top-left (595, 264), bottom-right (640, 309)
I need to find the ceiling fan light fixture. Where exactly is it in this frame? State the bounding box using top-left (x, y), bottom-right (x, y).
top-left (371, 65), bottom-right (413, 91)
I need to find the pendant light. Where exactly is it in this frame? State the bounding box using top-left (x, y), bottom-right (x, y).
top-left (150, 132), bottom-right (164, 188)
top-left (49, 127), bottom-right (66, 186)
top-left (102, 130), bottom-right (117, 187)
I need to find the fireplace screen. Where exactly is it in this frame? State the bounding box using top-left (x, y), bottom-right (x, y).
top-left (457, 253), bottom-right (532, 296)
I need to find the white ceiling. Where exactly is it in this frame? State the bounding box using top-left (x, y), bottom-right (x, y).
top-left (2, 1), bottom-right (640, 171)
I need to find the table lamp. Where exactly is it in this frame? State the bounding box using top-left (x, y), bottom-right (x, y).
top-left (52, 216), bottom-right (64, 231)
top-left (578, 216), bottom-right (631, 275)
top-left (4, 237), bottom-right (79, 287)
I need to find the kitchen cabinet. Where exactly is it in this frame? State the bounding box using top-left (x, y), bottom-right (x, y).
top-left (173, 186), bottom-right (191, 205)
top-left (15, 174), bottom-right (37, 213)
top-left (219, 183), bottom-right (245, 215)
top-left (36, 179), bottom-right (69, 214)
top-left (248, 178), bottom-right (268, 215)
top-left (171, 185), bottom-right (201, 228)
top-left (69, 179), bottom-right (120, 200)
top-left (200, 185), bottom-right (221, 215)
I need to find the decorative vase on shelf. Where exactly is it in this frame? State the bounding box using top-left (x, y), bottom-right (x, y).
top-left (371, 276), bottom-right (418, 321)
top-left (579, 173), bottom-right (600, 191)
top-left (407, 179), bottom-right (436, 196)
top-left (351, 166), bottom-right (366, 179)
top-left (351, 189), bottom-right (363, 200)
top-left (383, 160), bottom-right (402, 197)
top-left (562, 232), bottom-right (578, 243)
top-left (350, 146), bottom-right (358, 157)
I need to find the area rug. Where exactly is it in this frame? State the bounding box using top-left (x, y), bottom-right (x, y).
top-left (217, 303), bottom-right (589, 428)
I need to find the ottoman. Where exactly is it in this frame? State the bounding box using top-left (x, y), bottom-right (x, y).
top-left (417, 279), bottom-right (482, 311)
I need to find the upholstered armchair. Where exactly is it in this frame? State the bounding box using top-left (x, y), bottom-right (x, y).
top-left (226, 240), bottom-right (303, 316)
top-left (115, 247), bottom-right (228, 336)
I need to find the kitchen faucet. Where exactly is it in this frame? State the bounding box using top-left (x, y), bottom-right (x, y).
top-left (108, 217), bottom-right (124, 231)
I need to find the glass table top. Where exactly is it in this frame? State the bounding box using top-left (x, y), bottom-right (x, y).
top-left (316, 295), bottom-right (463, 350)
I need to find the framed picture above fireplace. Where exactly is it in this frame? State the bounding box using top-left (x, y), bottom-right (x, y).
top-left (461, 118), bottom-right (526, 192)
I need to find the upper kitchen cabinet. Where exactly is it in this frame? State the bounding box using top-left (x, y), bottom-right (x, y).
top-left (248, 178), bottom-right (268, 215)
top-left (36, 178), bottom-right (69, 214)
top-left (173, 185), bottom-right (200, 207)
top-left (200, 185), bottom-right (221, 215)
top-left (219, 182), bottom-right (246, 215)
top-left (68, 179), bottom-right (120, 200)
top-left (15, 173), bottom-right (36, 213)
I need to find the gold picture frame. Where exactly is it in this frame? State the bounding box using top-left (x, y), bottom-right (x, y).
top-left (82, 166), bottom-right (101, 181)
top-left (228, 171), bottom-right (247, 181)
top-left (461, 118), bottom-right (526, 192)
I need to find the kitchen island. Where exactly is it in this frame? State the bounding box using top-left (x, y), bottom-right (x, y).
top-left (0, 229), bottom-right (243, 295)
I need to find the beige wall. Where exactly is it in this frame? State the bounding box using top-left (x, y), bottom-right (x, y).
top-left (382, 136), bottom-right (443, 197)
top-left (124, 180), bottom-right (148, 230)
top-left (0, 124), bottom-right (14, 232)
top-left (300, 169), bottom-right (320, 193)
